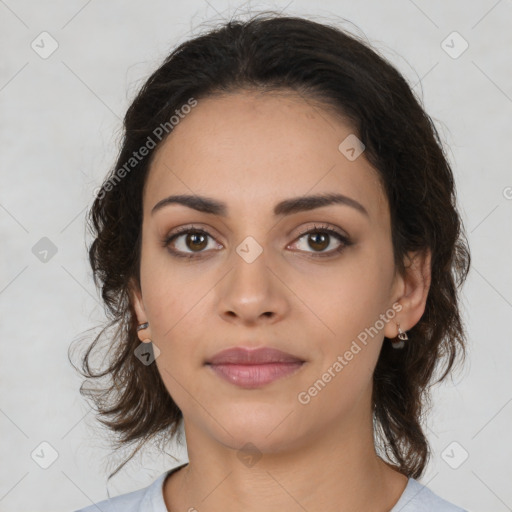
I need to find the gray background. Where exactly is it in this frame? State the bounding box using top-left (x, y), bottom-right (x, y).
top-left (1, 1), bottom-right (511, 511)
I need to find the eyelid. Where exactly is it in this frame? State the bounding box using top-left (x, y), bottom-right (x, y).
top-left (287, 223), bottom-right (352, 257)
top-left (293, 222), bottom-right (348, 240)
top-left (163, 222), bottom-right (352, 258)
top-left (164, 222), bottom-right (347, 240)
top-left (162, 223), bottom-right (222, 248)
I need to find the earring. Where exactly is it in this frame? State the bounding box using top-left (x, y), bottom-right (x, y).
top-left (391, 323), bottom-right (408, 349)
top-left (137, 321), bottom-right (152, 343)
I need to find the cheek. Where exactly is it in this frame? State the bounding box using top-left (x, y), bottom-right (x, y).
top-left (138, 260), bottom-right (199, 378)
top-left (139, 242), bottom-right (192, 323)
top-left (318, 254), bottom-right (391, 329)
top-left (311, 249), bottom-right (392, 375)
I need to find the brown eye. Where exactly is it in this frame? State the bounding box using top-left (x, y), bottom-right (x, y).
top-left (291, 224), bottom-right (352, 258)
top-left (306, 232), bottom-right (330, 251)
top-left (163, 227), bottom-right (220, 259)
top-left (185, 232), bottom-right (208, 251)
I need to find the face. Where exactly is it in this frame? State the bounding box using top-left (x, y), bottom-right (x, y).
top-left (131, 90), bottom-right (408, 454)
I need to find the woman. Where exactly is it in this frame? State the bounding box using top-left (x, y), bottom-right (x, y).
top-left (73, 12), bottom-right (471, 512)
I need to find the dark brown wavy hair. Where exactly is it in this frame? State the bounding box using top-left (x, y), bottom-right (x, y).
top-left (70, 12), bottom-right (471, 482)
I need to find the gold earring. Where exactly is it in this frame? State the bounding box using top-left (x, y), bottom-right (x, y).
top-left (137, 322), bottom-right (152, 343)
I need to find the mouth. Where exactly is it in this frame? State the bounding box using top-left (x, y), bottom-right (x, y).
top-left (205, 346), bottom-right (306, 389)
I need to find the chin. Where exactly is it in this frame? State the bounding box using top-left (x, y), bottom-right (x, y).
top-left (207, 408), bottom-right (305, 454)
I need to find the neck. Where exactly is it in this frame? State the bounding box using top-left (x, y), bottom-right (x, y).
top-left (164, 409), bottom-right (408, 512)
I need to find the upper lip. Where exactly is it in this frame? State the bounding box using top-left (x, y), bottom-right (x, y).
top-left (206, 347), bottom-right (305, 365)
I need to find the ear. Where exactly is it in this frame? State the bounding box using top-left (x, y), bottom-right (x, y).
top-left (129, 277), bottom-right (152, 343)
top-left (384, 248), bottom-right (432, 339)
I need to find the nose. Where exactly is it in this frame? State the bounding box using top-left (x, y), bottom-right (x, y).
top-left (216, 246), bottom-right (290, 326)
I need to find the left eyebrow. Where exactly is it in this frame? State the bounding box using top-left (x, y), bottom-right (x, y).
top-left (151, 192), bottom-right (369, 218)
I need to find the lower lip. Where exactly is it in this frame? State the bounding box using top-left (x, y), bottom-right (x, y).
top-left (206, 362), bottom-right (304, 388)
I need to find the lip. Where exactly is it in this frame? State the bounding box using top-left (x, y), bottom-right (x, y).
top-left (206, 347), bottom-right (305, 365)
top-left (205, 347), bottom-right (306, 389)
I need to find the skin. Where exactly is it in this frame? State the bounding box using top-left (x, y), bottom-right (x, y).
top-left (130, 90), bottom-right (432, 512)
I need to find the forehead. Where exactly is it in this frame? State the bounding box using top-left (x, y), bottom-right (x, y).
top-left (144, 90), bottom-right (388, 221)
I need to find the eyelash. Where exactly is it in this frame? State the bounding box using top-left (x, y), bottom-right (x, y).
top-left (162, 223), bottom-right (352, 260)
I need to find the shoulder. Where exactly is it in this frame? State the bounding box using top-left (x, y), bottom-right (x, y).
top-left (72, 470), bottom-right (170, 512)
top-left (391, 478), bottom-right (468, 512)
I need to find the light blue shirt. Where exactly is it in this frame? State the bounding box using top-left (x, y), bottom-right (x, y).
top-left (73, 463), bottom-right (468, 511)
